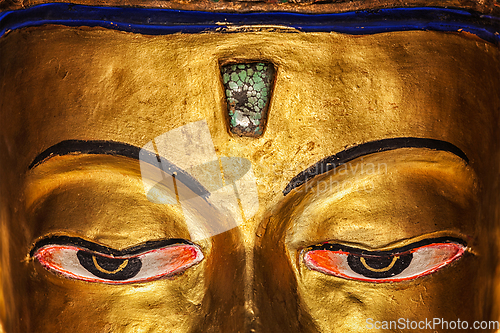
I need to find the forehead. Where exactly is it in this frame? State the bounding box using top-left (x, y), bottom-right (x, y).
top-left (0, 27), bottom-right (499, 229)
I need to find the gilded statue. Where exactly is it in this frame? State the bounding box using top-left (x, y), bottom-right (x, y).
top-left (0, 0), bottom-right (499, 332)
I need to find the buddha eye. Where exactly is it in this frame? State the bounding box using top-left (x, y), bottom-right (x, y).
top-left (303, 238), bottom-right (465, 283)
top-left (31, 237), bottom-right (204, 284)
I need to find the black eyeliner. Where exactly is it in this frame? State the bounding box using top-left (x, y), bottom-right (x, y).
top-left (30, 236), bottom-right (194, 258)
top-left (305, 237), bottom-right (466, 257)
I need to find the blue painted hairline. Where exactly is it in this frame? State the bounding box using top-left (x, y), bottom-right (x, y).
top-left (0, 3), bottom-right (500, 43)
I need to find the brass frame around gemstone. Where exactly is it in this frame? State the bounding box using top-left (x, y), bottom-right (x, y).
top-left (220, 61), bottom-right (275, 137)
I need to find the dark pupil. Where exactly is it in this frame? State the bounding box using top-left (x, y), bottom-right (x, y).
top-left (347, 253), bottom-right (413, 279)
top-left (77, 251), bottom-right (142, 281)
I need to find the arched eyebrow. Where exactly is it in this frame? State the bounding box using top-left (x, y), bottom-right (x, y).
top-left (283, 137), bottom-right (468, 196)
top-left (29, 140), bottom-right (142, 169)
top-left (29, 139), bottom-right (209, 198)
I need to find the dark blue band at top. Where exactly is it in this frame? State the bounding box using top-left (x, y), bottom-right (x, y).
top-left (1, 3), bottom-right (500, 43)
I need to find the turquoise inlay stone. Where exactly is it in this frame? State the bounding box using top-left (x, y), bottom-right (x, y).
top-left (221, 62), bottom-right (275, 137)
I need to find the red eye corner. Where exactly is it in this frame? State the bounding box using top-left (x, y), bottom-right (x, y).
top-left (34, 243), bottom-right (204, 284)
top-left (303, 240), bottom-right (465, 283)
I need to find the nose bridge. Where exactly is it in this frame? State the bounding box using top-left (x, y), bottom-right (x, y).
top-left (237, 214), bottom-right (301, 333)
top-left (240, 220), bottom-right (262, 332)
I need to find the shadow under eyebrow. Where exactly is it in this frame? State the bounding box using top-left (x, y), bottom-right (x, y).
top-left (283, 137), bottom-right (468, 196)
top-left (30, 235), bottom-right (193, 257)
top-left (29, 139), bottom-right (210, 198)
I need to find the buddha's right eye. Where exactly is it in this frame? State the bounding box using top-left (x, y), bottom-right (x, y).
top-left (31, 237), bottom-right (204, 284)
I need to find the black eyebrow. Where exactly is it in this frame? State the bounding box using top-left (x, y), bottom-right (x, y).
top-left (29, 139), bottom-right (209, 198)
top-left (29, 140), bottom-right (142, 169)
top-left (283, 137), bottom-right (468, 196)
top-left (29, 235), bottom-right (193, 257)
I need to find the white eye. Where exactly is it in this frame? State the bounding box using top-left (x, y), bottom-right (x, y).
top-left (33, 239), bottom-right (204, 284)
top-left (303, 239), bottom-right (465, 283)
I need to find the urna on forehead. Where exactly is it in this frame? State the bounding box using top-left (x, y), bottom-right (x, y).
top-left (0, 0), bottom-right (499, 332)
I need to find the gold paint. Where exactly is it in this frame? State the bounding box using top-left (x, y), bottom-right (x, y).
top-left (92, 256), bottom-right (129, 275)
top-left (0, 26), bottom-right (498, 333)
top-left (284, 150), bottom-right (478, 252)
top-left (359, 256), bottom-right (399, 273)
top-left (219, 26), bottom-right (299, 33)
top-left (259, 149), bottom-right (484, 332)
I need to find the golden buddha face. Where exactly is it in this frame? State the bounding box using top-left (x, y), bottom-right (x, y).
top-left (0, 14), bottom-right (499, 333)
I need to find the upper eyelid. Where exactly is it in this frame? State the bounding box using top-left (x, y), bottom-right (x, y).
top-left (302, 237), bottom-right (467, 257)
top-left (30, 236), bottom-right (194, 258)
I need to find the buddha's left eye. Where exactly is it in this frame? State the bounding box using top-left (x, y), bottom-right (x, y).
top-left (31, 237), bottom-right (204, 284)
top-left (303, 238), bottom-right (465, 283)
